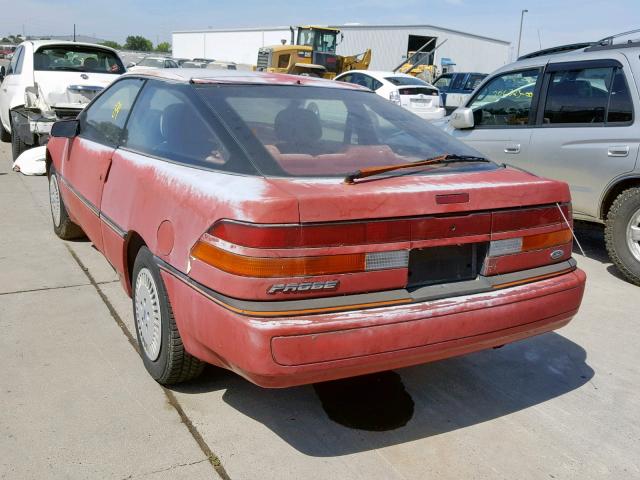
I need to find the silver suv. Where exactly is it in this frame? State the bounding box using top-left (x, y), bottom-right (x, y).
top-left (441, 32), bottom-right (640, 285)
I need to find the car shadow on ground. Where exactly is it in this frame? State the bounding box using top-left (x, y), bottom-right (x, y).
top-left (573, 221), bottom-right (630, 282)
top-left (171, 331), bottom-right (593, 457)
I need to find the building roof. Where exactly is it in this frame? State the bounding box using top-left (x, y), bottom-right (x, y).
top-left (172, 23), bottom-right (510, 45)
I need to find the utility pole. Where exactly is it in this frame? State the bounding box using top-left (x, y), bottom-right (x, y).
top-left (73, 24), bottom-right (76, 42)
top-left (516, 9), bottom-right (528, 58)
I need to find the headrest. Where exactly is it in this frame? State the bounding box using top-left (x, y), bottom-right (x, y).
top-left (34, 53), bottom-right (50, 69)
top-left (83, 57), bottom-right (99, 70)
top-left (274, 107), bottom-right (322, 144)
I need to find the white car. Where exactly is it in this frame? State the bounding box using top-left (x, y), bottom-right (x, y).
top-left (0, 40), bottom-right (125, 160)
top-left (335, 70), bottom-right (445, 121)
top-left (126, 56), bottom-right (180, 71)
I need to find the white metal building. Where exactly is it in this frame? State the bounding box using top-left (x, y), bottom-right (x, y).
top-left (172, 24), bottom-right (511, 74)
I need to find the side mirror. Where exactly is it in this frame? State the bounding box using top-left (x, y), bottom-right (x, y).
top-left (0, 66), bottom-right (5, 83)
top-left (51, 119), bottom-right (80, 138)
top-left (450, 107), bottom-right (474, 129)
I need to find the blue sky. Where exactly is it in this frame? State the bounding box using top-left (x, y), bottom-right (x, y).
top-left (1, 0), bottom-right (639, 57)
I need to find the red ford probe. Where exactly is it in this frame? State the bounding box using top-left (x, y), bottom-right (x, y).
top-left (45, 69), bottom-right (586, 387)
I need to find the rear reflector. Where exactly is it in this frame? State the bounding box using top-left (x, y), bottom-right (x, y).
top-left (191, 242), bottom-right (408, 277)
top-left (489, 228), bottom-right (572, 257)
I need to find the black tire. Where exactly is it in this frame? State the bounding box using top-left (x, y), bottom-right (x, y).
top-left (48, 168), bottom-right (85, 240)
top-left (0, 119), bottom-right (10, 143)
top-left (132, 247), bottom-right (204, 384)
top-left (11, 125), bottom-right (32, 160)
top-left (605, 187), bottom-right (640, 286)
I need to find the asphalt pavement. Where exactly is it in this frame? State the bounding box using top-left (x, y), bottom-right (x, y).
top-left (1, 141), bottom-right (639, 479)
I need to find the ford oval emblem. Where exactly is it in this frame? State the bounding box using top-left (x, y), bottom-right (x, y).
top-left (81, 73), bottom-right (89, 80)
top-left (550, 249), bottom-right (564, 260)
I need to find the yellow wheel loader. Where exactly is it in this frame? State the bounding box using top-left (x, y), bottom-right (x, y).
top-left (255, 26), bottom-right (371, 79)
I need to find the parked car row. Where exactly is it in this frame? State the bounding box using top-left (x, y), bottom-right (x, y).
top-left (127, 55), bottom-right (239, 71)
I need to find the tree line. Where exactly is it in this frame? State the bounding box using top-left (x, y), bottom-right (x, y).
top-left (0, 34), bottom-right (170, 53)
top-left (101, 36), bottom-right (170, 53)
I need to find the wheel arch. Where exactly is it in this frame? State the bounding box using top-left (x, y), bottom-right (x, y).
top-left (124, 231), bottom-right (148, 296)
top-left (600, 176), bottom-right (640, 220)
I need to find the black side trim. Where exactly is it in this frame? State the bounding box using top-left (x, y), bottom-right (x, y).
top-left (57, 174), bottom-right (99, 216)
top-left (155, 256), bottom-right (577, 318)
top-left (57, 173), bottom-right (127, 239)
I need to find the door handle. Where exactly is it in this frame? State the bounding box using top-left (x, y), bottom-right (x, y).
top-left (608, 145), bottom-right (629, 157)
top-left (504, 144), bottom-right (521, 154)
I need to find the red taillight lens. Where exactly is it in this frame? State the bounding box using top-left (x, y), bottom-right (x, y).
top-left (191, 242), bottom-right (367, 277)
top-left (209, 214), bottom-right (491, 249)
top-left (492, 204), bottom-right (571, 232)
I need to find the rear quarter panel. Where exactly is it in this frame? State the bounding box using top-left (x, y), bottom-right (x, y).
top-left (100, 149), bottom-right (299, 290)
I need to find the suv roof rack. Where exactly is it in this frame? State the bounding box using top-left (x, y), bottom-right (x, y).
top-left (585, 29), bottom-right (640, 52)
top-left (518, 42), bottom-right (594, 60)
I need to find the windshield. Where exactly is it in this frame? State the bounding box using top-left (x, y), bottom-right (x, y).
top-left (433, 75), bottom-right (452, 89)
top-left (385, 76), bottom-right (429, 86)
top-left (34, 46), bottom-right (124, 74)
top-left (297, 29), bottom-right (337, 53)
top-left (196, 85), bottom-right (490, 178)
top-left (138, 58), bottom-right (165, 68)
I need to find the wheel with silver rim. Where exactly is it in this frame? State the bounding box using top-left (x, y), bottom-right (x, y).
top-left (626, 208), bottom-right (640, 263)
top-left (131, 246), bottom-right (204, 384)
top-left (49, 173), bottom-right (62, 228)
top-left (605, 187), bottom-right (640, 286)
top-left (134, 268), bottom-right (162, 361)
top-left (48, 168), bottom-right (84, 240)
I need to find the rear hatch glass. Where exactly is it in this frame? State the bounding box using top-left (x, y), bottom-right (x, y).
top-left (196, 84), bottom-right (494, 178)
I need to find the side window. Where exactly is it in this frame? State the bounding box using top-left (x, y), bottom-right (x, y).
top-left (123, 81), bottom-right (232, 169)
top-left (464, 74), bottom-right (486, 91)
top-left (607, 67), bottom-right (633, 123)
top-left (336, 74), bottom-right (352, 84)
top-left (542, 67), bottom-right (612, 124)
top-left (79, 78), bottom-right (144, 147)
top-left (468, 69), bottom-right (539, 127)
top-left (371, 78), bottom-right (383, 90)
top-left (433, 75), bottom-right (452, 90)
top-left (450, 74), bottom-right (465, 90)
top-left (7, 46), bottom-right (23, 75)
top-left (350, 73), bottom-right (376, 90)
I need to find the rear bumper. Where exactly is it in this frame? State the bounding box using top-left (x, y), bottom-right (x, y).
top-left (161, 267), bottom-right (586, 388)
top-left (409, 107), bottom-right (446, 121)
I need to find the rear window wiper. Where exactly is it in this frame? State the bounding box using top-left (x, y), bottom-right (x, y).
top-left (344, 154), bottom-right (490, 184)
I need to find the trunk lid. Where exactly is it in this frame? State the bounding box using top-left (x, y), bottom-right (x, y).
top-left (33, 71), bottom-right (117, 111)
top-left (267, 167), bottom-right (570, 223)
top-left (398, 86), bottom-right (439, 110)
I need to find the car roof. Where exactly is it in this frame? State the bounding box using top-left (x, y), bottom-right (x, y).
top-left (123, 68), bottom-right (369, 90)
top-left (492, 43), bottom-right (640, 76)
top-left (23, 40), bottom-right (118, 53)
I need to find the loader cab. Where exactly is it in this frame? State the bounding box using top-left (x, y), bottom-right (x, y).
top-left (297, 27), bottom-right (341, 73)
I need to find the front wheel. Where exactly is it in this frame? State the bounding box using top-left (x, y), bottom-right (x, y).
top-left (605, 187), bottom-right (640, 285)
top-left (0, 119), bottom-right (10, 143)
top-left (10, 124), bottom-right (31, 160)
top-left (48, 169), bottom-right (85, 240)
top-left (132, 247), bottom-right (204, 384)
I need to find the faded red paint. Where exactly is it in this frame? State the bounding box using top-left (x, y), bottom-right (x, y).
top-left (46, 72), bottom-right (587, 387)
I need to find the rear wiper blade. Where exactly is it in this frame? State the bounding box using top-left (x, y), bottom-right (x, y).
top-left (344, 154), bottom-right (490, 184)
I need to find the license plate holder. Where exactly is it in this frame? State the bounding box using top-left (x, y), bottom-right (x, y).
top-left (407, 243), bottom-right (488, 288)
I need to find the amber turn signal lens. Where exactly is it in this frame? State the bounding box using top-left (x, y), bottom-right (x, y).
top-left (191, 242), bottom-right (367, 277)
top-left (522, 229), bottom-right (573, 251)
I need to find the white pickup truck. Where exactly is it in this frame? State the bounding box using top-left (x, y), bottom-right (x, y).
top-left (0, 40), bottom-right (125, 160)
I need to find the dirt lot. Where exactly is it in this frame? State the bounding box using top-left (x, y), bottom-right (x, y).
top-left (1, 141), bottom-right (639, 479)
